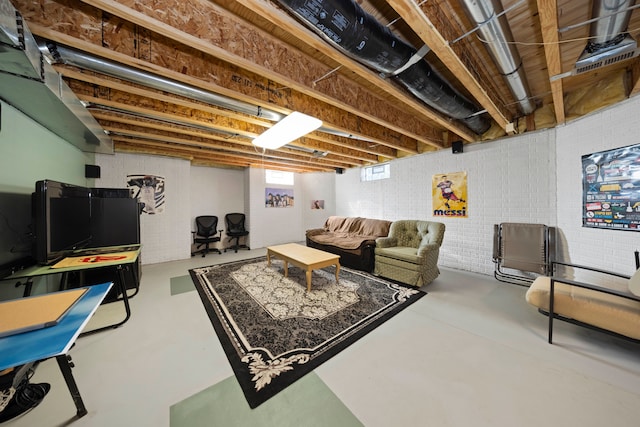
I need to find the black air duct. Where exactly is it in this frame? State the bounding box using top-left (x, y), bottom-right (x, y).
top-left (275, 0), bottom-right (491, 134)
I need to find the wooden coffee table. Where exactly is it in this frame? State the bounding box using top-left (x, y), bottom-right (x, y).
top-left (266, 243), bottom-right (340, 291)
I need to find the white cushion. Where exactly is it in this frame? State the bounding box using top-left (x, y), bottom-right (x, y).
top-left (629, 268), bottom-right (640, 296)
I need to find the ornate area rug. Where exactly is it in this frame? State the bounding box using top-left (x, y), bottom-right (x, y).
top-left (189, 256), bottom-right (426, 408)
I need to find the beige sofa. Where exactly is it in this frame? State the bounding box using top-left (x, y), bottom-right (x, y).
top-left (526, 260), bottom-right (640, 343)
top-left (374, 220), bottom-right (445, 287)
top-left (305, 216), bottom-right (392, 272)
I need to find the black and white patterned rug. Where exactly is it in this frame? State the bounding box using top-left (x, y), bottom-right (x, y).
top-left (189, 256), bottom-right (426, 408)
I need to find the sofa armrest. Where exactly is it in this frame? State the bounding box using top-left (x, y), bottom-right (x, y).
top-left (375, 236), bottom-right (397, 248)
top-left (417, 243), bottom-right (440, 257)
top-left (305, 228), bottom-right (326, 237)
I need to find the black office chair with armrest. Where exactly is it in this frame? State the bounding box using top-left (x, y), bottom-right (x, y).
top-left (224, 213), bottom-right (250, 253)
top-left (191, 216), bottom-right (223, 257)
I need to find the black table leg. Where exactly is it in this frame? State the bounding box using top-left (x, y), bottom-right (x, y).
top-left (79, 264), bottom-right (132, 336)
top-left (56, 354), bottom-right (87, 418)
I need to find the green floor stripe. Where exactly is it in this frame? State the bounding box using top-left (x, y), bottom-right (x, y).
top-left (170, 372), bottom-right (362, 427)
top-left (170, 275), bottom-right (195, 295)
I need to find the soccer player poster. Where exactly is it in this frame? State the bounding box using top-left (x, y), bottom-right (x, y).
top-left (432, 171), bottom-right (468, 218)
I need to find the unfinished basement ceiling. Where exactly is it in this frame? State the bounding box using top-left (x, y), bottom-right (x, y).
top-left (2, 0), bottom-right (640, 173)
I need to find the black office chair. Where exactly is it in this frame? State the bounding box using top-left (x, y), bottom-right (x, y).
top-left (224, 213), bottom-right (250, 253)
top-left (191, 216), bottom-right (223, 257)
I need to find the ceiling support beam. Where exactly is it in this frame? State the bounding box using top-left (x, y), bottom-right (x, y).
top-left (231, 0), bottom-right (476, 142)
top-left (386, 0), bottom-right (511, 133)
top-left (31, 22), bottom-right (418, 155)
top-left (99, 116), bottom-right (360, 168)
top-left (113, 137), bottom-right (333, 172)
top-left (103, 126), bottom-right (352, 169)
top-left (537, 0), bottom-right (565, 125)
top-left (74, 0), bottom-right (439, 150)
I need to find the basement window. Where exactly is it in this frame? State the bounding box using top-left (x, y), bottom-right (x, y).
top-left (265, 169), bottom-right (294, 186)
top-left (361, 163), bottom-right (390, 182)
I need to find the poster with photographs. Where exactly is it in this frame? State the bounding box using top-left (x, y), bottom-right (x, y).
top-left (582, 144), bottom-right (640, 231)
top-left (127, 174), bottom-right (166, 214)
top-left (432, 172), bottom-right (467, 218)
top-left (265, 188), bottom-right (294, 207)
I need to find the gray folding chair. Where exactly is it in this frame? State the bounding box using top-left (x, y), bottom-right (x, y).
top-left (492, 223), bottom-right (556, 286)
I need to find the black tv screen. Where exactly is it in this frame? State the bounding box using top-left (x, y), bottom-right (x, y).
top-left (33, 180), bottom-right (92, 265)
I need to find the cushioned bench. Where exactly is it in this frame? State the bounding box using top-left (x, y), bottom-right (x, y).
top-left (525, 260), bottom-right (640, 343)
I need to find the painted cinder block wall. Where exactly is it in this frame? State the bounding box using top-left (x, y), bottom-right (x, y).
top-left (95, 152), bottom-right (192, 264)
top-left (95, 96), bottom-right (640, 273)
top-left (336, 95), bottom-right (640, 278)
top-left (556, 97), bottom-right (640, 276)
top-left (335, 128), bottom-right (557, 276)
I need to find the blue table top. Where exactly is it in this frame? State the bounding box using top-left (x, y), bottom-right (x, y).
top-left (0, 282), bottom-right (113, 371)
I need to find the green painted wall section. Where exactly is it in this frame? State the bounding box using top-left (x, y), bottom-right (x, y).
top-left (0, 100), bottom-right (97, 298)
top-left (0, 100), bottom-right (94, 195)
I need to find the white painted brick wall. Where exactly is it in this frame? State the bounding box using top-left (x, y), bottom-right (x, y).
top-left (556, 96), bottom-right (640, 278)
top-left (96, 153), bottom-right (192, 265)
top-left (94, 96), bottom-right (640, 278)
top-left (336, 129), bottom-right (557, 276)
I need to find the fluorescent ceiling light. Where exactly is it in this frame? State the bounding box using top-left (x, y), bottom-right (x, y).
top-left (252, 111), bottom-right (322, 150)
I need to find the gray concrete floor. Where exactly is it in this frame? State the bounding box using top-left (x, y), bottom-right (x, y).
top-left (7, 247), bottom-right (640, 426)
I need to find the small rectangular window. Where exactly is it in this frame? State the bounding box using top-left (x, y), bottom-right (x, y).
top-left (265, 169), bottom-right (294, 185)
top-left (361, 163), bottom-right (390, 181)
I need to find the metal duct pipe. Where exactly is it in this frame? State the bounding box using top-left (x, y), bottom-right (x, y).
top-left (41, 41), bottom-right (377, 142)
top-left (574, 0), bottom-right (638, 72)
top-left (588, 0), bottom-right (635, 48)
top-left (42, 41), bottom-right (283, 121)
top-left (460, 0), bottom-right (535, 115)
top-left (274, 0), bottom-right (491, 135)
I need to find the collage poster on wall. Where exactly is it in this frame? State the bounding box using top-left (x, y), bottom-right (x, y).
top-left (265, 187), bottom-right (294, 207)
top-left (432, 171), bottom-right (467, 218)
top-left (582, 143), bottom-right (640, 231)
top-left (127, 174), bottom-right (166, 215)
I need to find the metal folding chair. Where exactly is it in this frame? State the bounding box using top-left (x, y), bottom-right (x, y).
top-left (492, 222), bottom-right (556, 286)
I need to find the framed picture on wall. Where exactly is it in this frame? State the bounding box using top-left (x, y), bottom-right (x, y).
top-left (265, 187), bottom-right (294, 208)
top-left (582, 143), bottom-right (640, 231)
top-left (432, 172), bottom-right (467, 218)
top-left (127, 174), bottom-right (165, 215)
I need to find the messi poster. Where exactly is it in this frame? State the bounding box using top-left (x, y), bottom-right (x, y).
top-left (582, 144), bottom-right (640, 231)
top-left (432, 172), bottom-right (467, 218)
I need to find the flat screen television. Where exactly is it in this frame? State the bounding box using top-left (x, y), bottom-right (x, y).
top-left (32, 180), bottom-right (92, 265)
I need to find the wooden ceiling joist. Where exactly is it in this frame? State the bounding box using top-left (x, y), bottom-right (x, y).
top-left (7, 0), bottom-right (639, 173)
top-left (73, 0), bottom-right (451, 148)
top-left (31, 23), bottom-right (421, 155)
top-left (386, 0), bottom-right (511, 132)
top-left (537, 0), bottom-right (565, 125)
top-left (106, 128), bottom-right (352, 170)
top-left (113, 136), bottom-right (334, 171)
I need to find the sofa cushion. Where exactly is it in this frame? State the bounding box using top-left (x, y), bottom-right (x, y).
top-left (629, 268), bottom-right (640, 296)
top-left (308, 216), bottom-right (392, 250)
top-left (526, 276), bottom-right (640, 340)
top-left (375, 246), bottom-right (421, 264)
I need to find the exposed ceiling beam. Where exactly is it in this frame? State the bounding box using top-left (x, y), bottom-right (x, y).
top-left (231, 0), bottom-right (477, 143)
top-left (32, 22), bottom-right (422, 155)
top-left (77, 0), bottom-right (442, 151)
top-left (537, 0), bottom-right (565, 125)
top-left (386, 0), bottom-right (511, 133)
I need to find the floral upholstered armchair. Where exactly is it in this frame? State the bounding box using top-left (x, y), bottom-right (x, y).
top-left (374, 220), bottom-right (446, 287)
